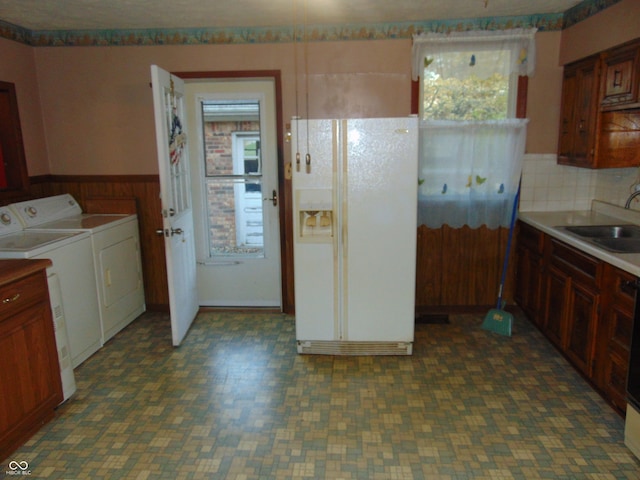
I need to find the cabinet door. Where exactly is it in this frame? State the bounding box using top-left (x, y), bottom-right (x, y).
top-left (0, 302), bottom-right (62, 455)
top-left (515, 245), bottom-right (543, 325)
top-left (597, 265), bottom-right (636, 414)
top-left (601, 43), bottom-right (639, 108)
top-left (565, 282), bottom-right (599, 377)
top-left (597, 110), bottom-right (640, 168)
top-left (515, 222), bottom-right (544, 325)
top-left (543, 264), bottom-right (570, 348)
top-left (557, 56), bottom-right (601, 168)
top-left (601, 304), bottom-right (633, 413)
top-left (572, 61), bottom-right (600, 165)
top-left (558, 71), bottom-right (577, 160)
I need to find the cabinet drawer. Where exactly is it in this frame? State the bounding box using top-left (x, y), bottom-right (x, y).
top-left (548, 238), bottom-right (601, 286)
top-left (0, 273), bottom-right (48, 322)
top-left (517, 221), bottom-right (543, 253)
top-left (611, 267), bottom-right (637, 307)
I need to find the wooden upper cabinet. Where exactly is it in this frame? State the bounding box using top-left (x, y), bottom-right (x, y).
top-left (557, 38), bottom-right (640, 169)
top-left (601, 41), bottom-right (640, 110)
top-left (598, 110), bottom-right (640, 168)
top-left (557, 55), bottom-right (601, 168)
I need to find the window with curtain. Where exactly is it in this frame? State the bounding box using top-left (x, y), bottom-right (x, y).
top-left (412, 29), bottom-right (535, 229)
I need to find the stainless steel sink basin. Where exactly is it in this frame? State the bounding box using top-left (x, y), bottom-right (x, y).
top-left (555, 224), bottom-right (640, 253)
top-left (592, 238), bottom-right (640, 253)
top-left (560, 224), bottom-right (640, 238)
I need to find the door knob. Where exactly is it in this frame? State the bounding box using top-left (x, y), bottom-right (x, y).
top-left (264, 190), bottom-right (278, 207)
top-left (156, 228), bottom-right (183, 236)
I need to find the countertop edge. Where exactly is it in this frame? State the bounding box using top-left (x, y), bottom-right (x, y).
top-left (0, 259), bottom-right (52, 287)
top-left (518, 201), bottom-right (640, 278)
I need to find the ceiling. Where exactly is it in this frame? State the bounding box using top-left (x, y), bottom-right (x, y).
top-left (0, 0), bottom-right (583, 32)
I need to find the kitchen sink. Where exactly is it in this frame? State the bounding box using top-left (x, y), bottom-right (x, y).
top-left (592, 238), bottom-right (640, 253)
top-left (560, 224), bottom-right (640, 238)
top-left (555, 224), bottom-right (640, 253)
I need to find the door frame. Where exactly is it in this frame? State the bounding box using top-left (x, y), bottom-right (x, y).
top-left (175, 70), bottom-right (293, 314)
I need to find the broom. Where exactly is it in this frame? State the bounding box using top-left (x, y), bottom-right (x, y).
top-left (482, 183), bottom-right (520, 337)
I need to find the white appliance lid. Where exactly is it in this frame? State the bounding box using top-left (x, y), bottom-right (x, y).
top-left (31, 214), bottom-right (133, 231)
top-left (10, 194), bottom-right (82, 227)
top-left (0, 230), bottom-right (84, 252)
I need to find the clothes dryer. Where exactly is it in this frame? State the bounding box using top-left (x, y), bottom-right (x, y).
top-left (10, 194), bottom-right (146, 343)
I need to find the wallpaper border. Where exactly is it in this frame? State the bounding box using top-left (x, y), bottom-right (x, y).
top-left (0, 0), bottom-right (622, 47)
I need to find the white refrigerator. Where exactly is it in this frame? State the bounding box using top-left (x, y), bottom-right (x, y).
top-left (292, 117), bottom-right (418, 355)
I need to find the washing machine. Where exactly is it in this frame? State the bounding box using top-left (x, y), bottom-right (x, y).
top-left (0, 206), bottom-right (99, 391)
top-left (10, 194), bottom-right (146, 344)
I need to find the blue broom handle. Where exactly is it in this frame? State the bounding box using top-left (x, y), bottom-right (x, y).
top-left (497, 183), bottom-right (520, 309)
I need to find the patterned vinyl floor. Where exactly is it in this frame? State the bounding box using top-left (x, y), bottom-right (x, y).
top-left (2, 310), bottom-right (640, 479)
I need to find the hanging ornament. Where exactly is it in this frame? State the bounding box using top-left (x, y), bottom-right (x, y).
top-left (169, 108), bottom-right (186, 165)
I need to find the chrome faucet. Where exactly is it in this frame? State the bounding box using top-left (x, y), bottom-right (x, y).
top-left (625, 190), bottom-right (640, 209)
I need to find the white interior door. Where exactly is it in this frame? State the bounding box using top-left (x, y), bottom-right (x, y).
top-left (151, 65), bottom-right (199, 345)
top-left (185, 80), bottom-right (281, 307)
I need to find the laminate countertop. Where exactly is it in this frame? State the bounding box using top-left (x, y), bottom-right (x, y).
top-left (0, 258), bottom-right (52, 286)
top-left (518, 200), bottom-right (640, 278)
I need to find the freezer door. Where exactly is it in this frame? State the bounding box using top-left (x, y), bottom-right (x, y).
top-left (292, 119), bottom-right (338, 341)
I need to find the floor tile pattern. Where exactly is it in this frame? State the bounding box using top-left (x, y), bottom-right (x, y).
top-left (2, 311), bottom-right (640, 479)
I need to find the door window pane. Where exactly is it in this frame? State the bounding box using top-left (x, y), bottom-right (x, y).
top-left (205, 177), bottom-right (263, 257)
top-left (200, 100), bottom-right (264, 258)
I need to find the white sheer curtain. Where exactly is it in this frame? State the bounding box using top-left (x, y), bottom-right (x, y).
top-left (412, 29), bottom-right (535, 229)
top-left (418, 119), bottom-right (528, 228)
top-left (412, 29), bottom-right (537, 82)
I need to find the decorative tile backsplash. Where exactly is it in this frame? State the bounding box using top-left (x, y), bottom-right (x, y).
top-left (519, 153), bottom-right (640, 212)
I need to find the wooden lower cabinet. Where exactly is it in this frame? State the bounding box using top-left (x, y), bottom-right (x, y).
top-left (0, 259), bottom-right (63, 459)
top-left (516, 221), bottom-right (634, 415)
top-left (546, 238), bottom-right (601, 378)
top-left (514, 222), bottom-right (544, 324)
top-left (597, 265), bottom-right (636, 413)
top-left (543, 263), bottom-right (571, 349)
top-left (565, 281), bottom-right (599, 377)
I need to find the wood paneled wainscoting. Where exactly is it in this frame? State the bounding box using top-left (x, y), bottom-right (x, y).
top-left (415, 224), bottom-right (515, 313)
top-left (28, 174), bottom-right (297, 314)
top-left (29, 175), bottom-right (169, 311)
top-left (24, 176), bottom-right (514, 314)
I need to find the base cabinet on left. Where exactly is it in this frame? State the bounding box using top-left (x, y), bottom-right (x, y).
top-left (0, 259), bottom-right (63, 460)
